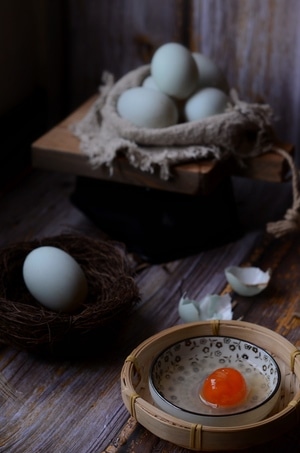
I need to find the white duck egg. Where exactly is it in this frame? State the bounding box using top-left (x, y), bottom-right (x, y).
top-left (151, 42), bottom-right (198, 100)
top-left (117, 86), bottom-right (178, 128)
top-left (192, 52), bottom-right (229, 93)
top-left (142, 75), bottom-right (160, 91)
top-left (184, 87), bottom-right (230, 122)
top-left (23, 246), bottom-right (88, 312)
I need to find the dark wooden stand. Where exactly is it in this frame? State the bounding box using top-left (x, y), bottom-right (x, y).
top-left (71, 175), bottom-right (241, 262)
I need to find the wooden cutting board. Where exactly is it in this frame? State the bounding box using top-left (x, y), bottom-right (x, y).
top-left (31, 95), bottom-right (294, 196)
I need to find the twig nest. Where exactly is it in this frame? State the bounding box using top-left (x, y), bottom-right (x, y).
top-left (0, 234), bottom-right (140, 353)
top-left (225, 266), bottom-right (271, 296)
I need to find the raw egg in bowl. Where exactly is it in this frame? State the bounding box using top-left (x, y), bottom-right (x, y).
top-left (149, 336), bottom-right (281, 427)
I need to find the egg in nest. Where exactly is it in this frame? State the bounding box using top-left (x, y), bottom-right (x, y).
top-left (23, 246), bottom-right (88, 313)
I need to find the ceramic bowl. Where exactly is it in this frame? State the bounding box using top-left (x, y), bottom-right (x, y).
top-left (149, 335), bottom-right (281, 427)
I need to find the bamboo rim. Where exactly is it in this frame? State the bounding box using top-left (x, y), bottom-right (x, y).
top-left (121, 320), bottom-right (300, 451)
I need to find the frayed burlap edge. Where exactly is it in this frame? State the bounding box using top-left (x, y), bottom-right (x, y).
top-left (70, 65), bottom-right (276, 180)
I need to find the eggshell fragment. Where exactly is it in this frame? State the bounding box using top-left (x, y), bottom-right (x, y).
top-left (23, 246), bottom-right (88, 312)
top-left (225, 266), bottom-right (271, 296)
top-left (179, 293), bottom-right (232, 323)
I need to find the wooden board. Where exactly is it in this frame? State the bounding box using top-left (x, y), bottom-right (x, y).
top-left (31, 95), bottom-right (294, 196)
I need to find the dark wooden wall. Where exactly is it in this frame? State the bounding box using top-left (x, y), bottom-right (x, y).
top-left (1, 0), bottom-right (300, 189)
top-left (63, 0), bottom-right (300, 159)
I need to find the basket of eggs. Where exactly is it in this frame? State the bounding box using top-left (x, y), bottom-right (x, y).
top-left (71, 42), bottom-right (276, 181)
top-left (0, 234), bottom-right (140, 355)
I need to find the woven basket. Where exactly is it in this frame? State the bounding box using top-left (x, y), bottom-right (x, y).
top-left (0, 234), bottom-right (140, 354)
top-left (121, 320), bottom-right (300, 451)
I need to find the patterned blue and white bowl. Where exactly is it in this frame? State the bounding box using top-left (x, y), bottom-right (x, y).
top-left (149, 335), bottom-right (281, 427)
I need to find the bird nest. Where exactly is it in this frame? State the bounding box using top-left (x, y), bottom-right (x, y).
top-left (0, 234), bottom-right (140, 355)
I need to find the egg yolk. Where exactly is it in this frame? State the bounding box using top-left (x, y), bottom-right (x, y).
top-left (199, 367), bottom-right (247, 407)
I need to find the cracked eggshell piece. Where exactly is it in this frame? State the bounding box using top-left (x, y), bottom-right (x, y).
top-left (225, 266), bottom-right (271, 297)
top-left (178, 294), bottom-right (200, 322)
top-left (200, 294), bottom-right (233, 320)
top-left (178, 293), bottom-right (232, 323)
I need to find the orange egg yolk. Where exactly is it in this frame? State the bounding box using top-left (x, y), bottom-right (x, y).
top-left (200, 367), bottom-right (247, 407)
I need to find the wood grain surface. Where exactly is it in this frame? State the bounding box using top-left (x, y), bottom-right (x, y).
top-left (2, 1), bottom-right (300, 450)
top-left (0, 166), bottom-right (299, 452)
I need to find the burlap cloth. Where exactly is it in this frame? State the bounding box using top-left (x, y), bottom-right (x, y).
top-left (70, 64), bottom-right (300, 238)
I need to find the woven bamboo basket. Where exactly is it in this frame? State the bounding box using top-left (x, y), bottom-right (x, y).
top-left (121, 320), bottom-right (300, 451)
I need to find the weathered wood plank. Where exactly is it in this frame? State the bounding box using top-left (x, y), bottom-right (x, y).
top-left (0, 166), bottom-right (299, 452)
top-left (31, 95), bottom-right (293, 199)
top-left (31, 95), bottom-right (232, 196)
top-left (191, 0), bottom-right (300, 160)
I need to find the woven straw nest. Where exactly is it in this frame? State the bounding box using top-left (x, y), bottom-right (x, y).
top-left (0, 234), bottom-right (140, 355)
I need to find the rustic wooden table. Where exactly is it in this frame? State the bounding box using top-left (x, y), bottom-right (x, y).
top-left (0, 100), bottom-right (299, 452)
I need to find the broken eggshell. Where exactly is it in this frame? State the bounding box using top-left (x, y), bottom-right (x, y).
top-left (178, 293), bottom-right (233, 323)
top-left (225, 266), bottom-right (271, 297)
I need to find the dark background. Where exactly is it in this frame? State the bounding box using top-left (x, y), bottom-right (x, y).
top-left (1, 0), bottom-right (299, 189)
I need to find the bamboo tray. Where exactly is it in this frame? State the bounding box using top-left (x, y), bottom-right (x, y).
top-left (121, 320), bottom-right (300, 451)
